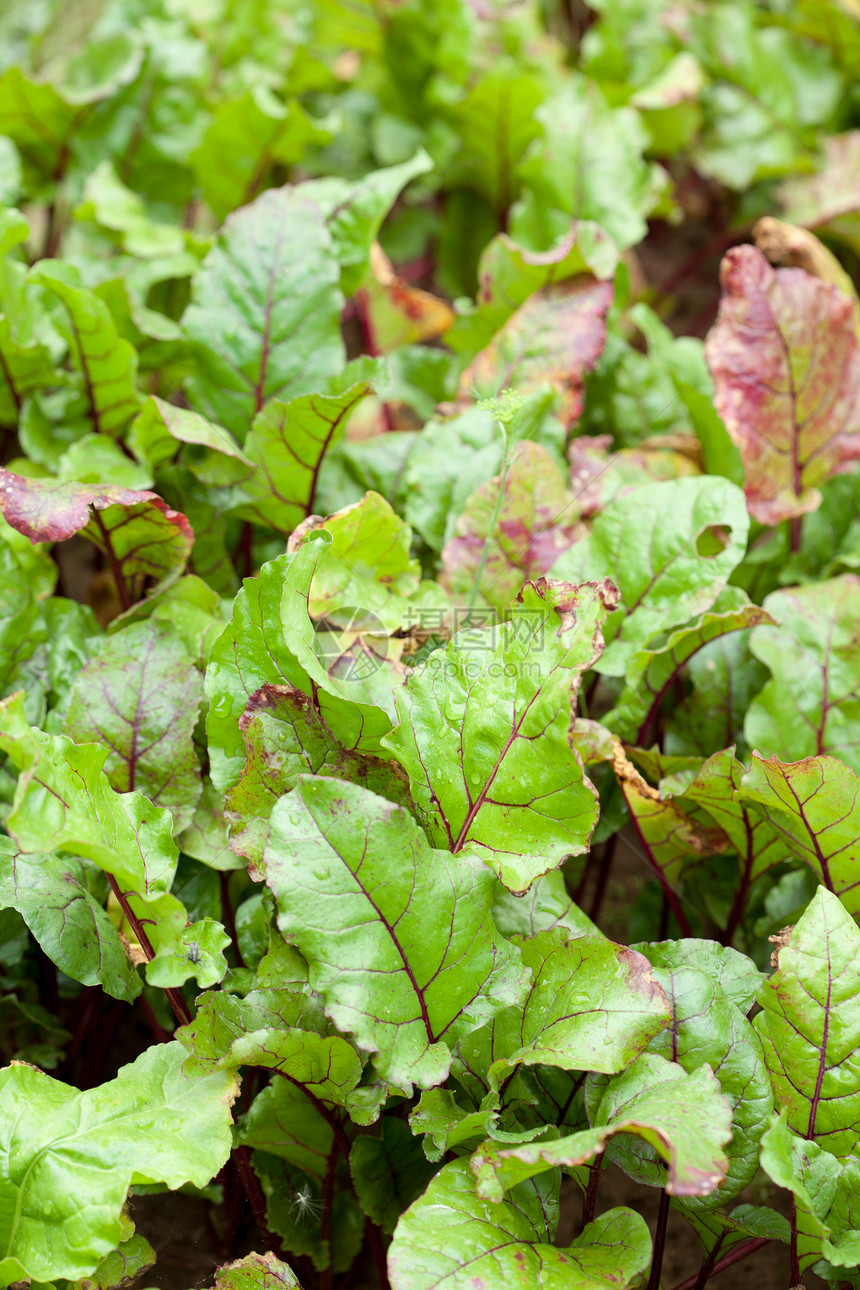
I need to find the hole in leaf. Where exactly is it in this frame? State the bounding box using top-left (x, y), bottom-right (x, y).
top-left (695, 524), bottom-right (732, 557)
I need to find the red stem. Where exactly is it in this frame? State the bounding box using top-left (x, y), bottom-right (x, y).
top-left (621, 784), bottom-right (693, 937)
top-left (319, 1141), bottom-right (339, 1290)
top-left (365, 1217), bottom-right (391, 1290)
top-left (92, 511), bottom-right (131, 611)
top-left (790, 1198), bottom-right (801, 1287)
top-left (581, 1156), bottom-right (603, 1229)
top-left (234, 1144), bottom-right (280, 1253)
top-left (108, 873), bottom-right (192, 1026)
top-left (669, 1237), bottom-right (771, 1290)
top-left (790, 515), bottom-right (802, 553)
top-left (647, 1189), bottom-right (671, 1290)
top-left (219, 871), bottom-right (246, 969)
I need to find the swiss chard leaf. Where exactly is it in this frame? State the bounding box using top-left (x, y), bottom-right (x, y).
top-left (256, 775), bottom-right (528, 1091)
top-left (181, 187), bottom-right (345, 437)
top-left (64, 620), bottom-right (204, 833)
top-left (550, 476), bottom-right (750, 676)
top-left (389, 1160), bottom-right (651, 1289)
top-left (384, 578), bottom-right (615, 894)
top-left (754, 886), bottom-right (860, 1159)
top-left (745, 575), bottom-right (860, 774)
top-left (0, 1042), bottom-right (237, 1286)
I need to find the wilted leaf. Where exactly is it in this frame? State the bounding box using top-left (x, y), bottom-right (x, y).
top-left (384, 579), bottom-right (615, 893)
top-left (0, 1042), bottom-right (237, 1285)
top-left (568, 432), bottom-right (703, 519)
top-left (389, 1159), bottom-right (651, 1289)
top-left (705, 244), bottom-right (860, 524)
top-left (257, 776), bottom-right (527, 1091)
top-left (361, 243), bottom-right (455, 352)
top-left (458, 277), bottom-right (613, 427)
top-left (0, 469), bottom-right (194, 591)
top-left (755, 886), bottom-right (860, 1158)
top-left (442, 441), bottom-right (585, 612)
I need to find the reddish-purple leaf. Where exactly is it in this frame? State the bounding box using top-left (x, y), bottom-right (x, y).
top-left (705, 245), bottom-right (860, 525)
top-left (458, 277), bottom-right (613, 427)
top-left (0, 469), bottom-right (194, 587)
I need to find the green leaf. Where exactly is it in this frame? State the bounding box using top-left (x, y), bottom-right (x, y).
top-left (446, 70), bottom-right (545, 215)
top-left (0, 691), bottom-right (177, 902)
top-left (0, 838), bottom-right (141, 1002)
top-left (442, 442), bottom-right (586, 612)
top-left (403, 406), bottom-right (503, 553)
top-left (492, 869), bottom-right (599, 941)
top-left (301, 151), bottom-right (433, 296)
top-left (606, 592), bottom-right (775, 742)
top-left (225, 682), bottom-right (412, 867)
top-left (664, 631), bottom-right (769, 760)
top-left (741, 755), bottom-right (860, 917)
top-left (28, 264), bottom-right (141, 437)
top-left (384, 579), bottom-right (614, 893)
top-left (754, 886), bottom-right (860, 1159)
top-left (72, 1233), bottom-right (157, 1290)
top-left (0, 1042), bottom-right (237, 1285)
top-left (298, 490), bottom-right (421, 631)
top-left (551, 476), bottom-right (750, 675)
top-left (192, 87), bottom-right (334, 220)
top-left (128, 396), bottom-right (246, 475)
top-left (389, 1159), bottom-right (652, 1289)
top-left (448, 222), bottom-right (619, 358)
top-left (457, 929), bottom-right (669, 1100)
top-left (760, 1114), bottom-right (860, 1275)
top-left (458, 277), bottom-right (613, 428)
top-left (251, 1148), bottom-right (364, 1274)
top-left (633, 948), bottom-right (774, 1206)
top-left (64, 620), bottom-right (203, 834)
top-left (146, 916), bottom-right (230, 989)
top-left (208, 1251), bottom-right (304, 1290)
top-left (235, 366), bottom-right (379, 534)
top-left (205, 545), bottom-right (392, 794)
top-left (473, 1052), bottom-right (731, 1200)
top-left (745, 575), bottom-right (860, 774)
top-left (513, 77), bottom-right (667, 250)
top-left (75, 161), bottom-right (186, 258)
top-left (349, 1118), bottom-right (437, 1233)
top-left (182, 187), bottom-right (345, 438)
top-left (257, 776), bottom-right (528, 1091)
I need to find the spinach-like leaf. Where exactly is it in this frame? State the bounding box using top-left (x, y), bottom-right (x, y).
top-left (257, 776), bottom-right (528, 1091)
top-left (755, 886), bottom-right (860, 1159)
top-left (0, 1042), bottom-right (237, 1286)
top-left (385, 578), bottom-right (614, 893)
top-left (389, 1160), bottom-right (651, 1289)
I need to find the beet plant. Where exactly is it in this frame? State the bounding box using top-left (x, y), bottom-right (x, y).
top-left (1, 2), bottom-right (860, 1289)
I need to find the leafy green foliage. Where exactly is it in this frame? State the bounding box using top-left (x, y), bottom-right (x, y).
top-left (3, 1), bottom-right (860, 1287)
